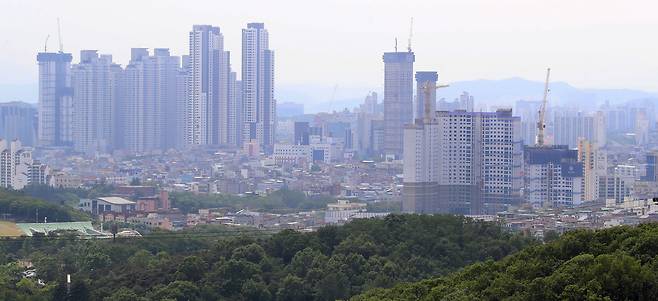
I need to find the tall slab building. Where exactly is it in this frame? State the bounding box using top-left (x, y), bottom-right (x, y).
top-left (186, 25), bottom-right (230, 146)
top-left (0, 102), bottom-right (37, 146)
top-left (383, 51), bottom-right (414, 158)
top-left (37, 51), bottom-right (73, 147)
top-left (122, 48), bottom-right (181, 153)
top-left (71, 50), bottom-right (123, 154)
top-left (242, 23), bottom-right (275, 153)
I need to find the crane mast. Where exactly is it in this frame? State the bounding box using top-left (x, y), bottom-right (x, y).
top-left (422, 82), bottom-right (449, 123)
top-left (536, 68), bottom-right (551, 147)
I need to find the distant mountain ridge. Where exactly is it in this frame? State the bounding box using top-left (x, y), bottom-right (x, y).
top-left (278, 79), bottom-right (658, 113)
top-left (3, 79), bottom-right (656, 114)
top-left (437, 78), bottom-right (658, 109)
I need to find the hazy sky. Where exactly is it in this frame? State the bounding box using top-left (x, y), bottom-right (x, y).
top-left (2, 0), bottom-right (658, 96)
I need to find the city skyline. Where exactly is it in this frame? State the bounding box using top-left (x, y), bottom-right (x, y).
top-left (2, 0), bottom-right (658, 106)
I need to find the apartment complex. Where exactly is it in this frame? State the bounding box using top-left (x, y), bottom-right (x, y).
top-left (403, 109), bottom-right (523, 215)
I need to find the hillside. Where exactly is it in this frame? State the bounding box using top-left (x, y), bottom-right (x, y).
top-left (354, 223), bottom-right (658, 301)
top-left (0, 189), bottom-right (89, 223)
top-left (0, 214), bottom-right (533, 301)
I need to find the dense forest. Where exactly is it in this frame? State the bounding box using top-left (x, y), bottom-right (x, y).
top-left (355, 223), bottom-right (658, 301)
top-left (170, 188), bottom-right (336, 213)
top-left (0, 214), bottom-right (531, 300)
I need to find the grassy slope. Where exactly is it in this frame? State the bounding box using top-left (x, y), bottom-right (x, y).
top-left (0, 221), bottom-right (22, 236)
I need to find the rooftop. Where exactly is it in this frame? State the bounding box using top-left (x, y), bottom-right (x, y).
top-left (97, 197), bottom-right (136, 205)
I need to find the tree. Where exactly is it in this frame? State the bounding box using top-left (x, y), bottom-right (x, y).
top-left (316, 272), bottom-right (350, 301)
top-left (231, 243), bottom-right (266, 264)
top-left (208, 259), bottom-right (260, 296)
top-left (276, 275), bottom-right (309, 301)
top-left (175, 256), bottom-right (206, 282)
top-left (69, 279), bottom-right (91, 301)
top-left (288, 248), bottom-right (326, 278)
top-left (103, 288), bottom-right (148, 301)
top-left (241, 279), bottom-right (272, 301)
top-left (544, 230), bottom-right (560, 243)
top-left (149, 281), bottom-right (201, 301)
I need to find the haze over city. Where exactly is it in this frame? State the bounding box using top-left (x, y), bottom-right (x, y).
top-left (2, 0), bottom-right (658, 109)
top-left (2, 1), bottom-right (658, 300)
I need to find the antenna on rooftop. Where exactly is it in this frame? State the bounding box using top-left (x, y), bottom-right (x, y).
top-left (44, 35), bottom-right (50, 52)
top-left (394, 37), bottom-right (398, 52)
top-left (407, 17), bottom-right (414, 52)
top-left (57, 18), bottom-right (63, 53)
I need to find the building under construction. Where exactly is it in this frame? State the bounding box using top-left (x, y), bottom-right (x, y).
top-left (403, 109), bottom-right (523, 215)
top-left (523, 145), bottom-right (584, 208)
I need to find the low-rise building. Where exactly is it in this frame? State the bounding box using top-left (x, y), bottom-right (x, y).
top-left (324, 199), bottom-right (367, 224)
top-left (79, 197), bottom-right (136, 215)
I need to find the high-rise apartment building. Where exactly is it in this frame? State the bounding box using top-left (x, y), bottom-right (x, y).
top-left (0, 102), bottom-right (37, 146)
top-left (514, 100), bottom-right (541, 146)
top-left (642, 151), bottom-right (658, 182)
top-left (122, 48), bottom-right (180, 153)
top-left (294, 122), bottom-right (310, 146)
top-left (599, 165), bottom-right (637, 204)
top-left (383, 51), bottom-right (414, 158)
top-left (403, 109), bottom-right (523, 214)
top-left (524, 145), bottom-right (584, 207)
top-left (37, 51), bottom-right (73, 147)
top-left (186, 25), bottom-right (231, 146)
top-left (0, 139), bottom-right (49, 190)
top-left (174, 62), bottom-right (188, 149)
top-left (578, 139), bottom-right (607, 202)
top-left (227, 72), bottom-right (242, 147)
top-left (242, 23), bottom-right (275, 152)
top-left (551, 109), bottom-right (605, 149)
top-left (436, 92), bottom-right (475, 112)
top-left (71, 50), bottom-right (123, 154)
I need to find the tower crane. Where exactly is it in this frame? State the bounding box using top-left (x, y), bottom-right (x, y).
top-left (536, 68), bottom-right (551, 147)
top-left (422, 81), bottom-right (449, 123)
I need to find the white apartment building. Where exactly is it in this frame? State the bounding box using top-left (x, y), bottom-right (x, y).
top-left (0, 139), bottom-right (50, 190)
top-left (273, 144), bottom-right (311, 165)
top-left (242, 23), bottom-right (275, 152)
top-left (71, 50), bottom-right (122, 154)
top-left (403, 109), bottom-right (523, 214)
top-left (122, 48), bottom-right (181, 153)
top-left (186, 25), bottom-right (231, 146)
top-left (272, 142), bottom-right (332, 166)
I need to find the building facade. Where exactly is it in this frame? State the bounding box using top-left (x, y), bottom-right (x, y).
top-left (0, 139), bottom-right (50, 190)
top-left (524, 145), bottom-right (584, 207)
top-left (242, 23), bottom-right (275, 152)
top-left (0, 102), bottom-right (37, 146)
top-left (37, 52), bottom-right (73, 147)
top-left (403, 109), bottom-right (523, 215)
top-left (71, 50), bottom-right (123, 154)
top-left (383, 51), bottom-right (414, 158)
top-left (122, 48), bottom-right (181, 153)
top-left (186, 25), bottom-right (231, 146)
